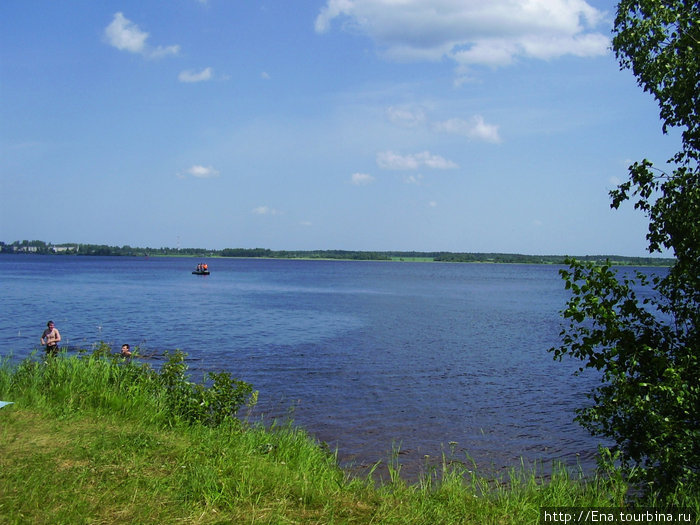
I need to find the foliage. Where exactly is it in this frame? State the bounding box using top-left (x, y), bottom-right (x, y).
top-left (0, 239), bottom-right (676, 267)
top-left (220, 247), bottom-right (273, 257)
top-left (2, 348), bottom-right (653, 523)
top-left (432, 252), bottom-right (673, 266)
top-left (0, 346), bottom-right (256, 429)
top-left (552, 260), bottom-right (698, 500)
top-left (157, 350), bottom-right (257, 427)
top-left (551, 0), bottom-right (699, 502)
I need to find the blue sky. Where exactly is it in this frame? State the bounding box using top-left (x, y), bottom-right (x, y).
top-left (0, 1), bottom-right (678, 256)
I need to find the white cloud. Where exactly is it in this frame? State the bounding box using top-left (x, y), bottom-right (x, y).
top-left (377, 151), bottom-right (419, 170)
top-left (421, 153), bottom-right (458, 169)
top-left (434, 115), bottom-right (501, 143)
top-left (404, 174), bottom-right (423, 185)
top-left (315, 0), bottom-right (609, 68)
top-left (351, 172), bottom-right (375, 185)
top-left (261, 71), bottom-right (271, 80)
top-left (150, 45), bottom-right (181, 59)
top-left (186, 165), bottom-right (219, 178)
top-left (377, 151), bottom-right (458, 170)
top-left (104, 13), bottom-right (147, 53)
top-left (104, 12), bottom-right (179, 59)
top-left (179, 67), bottom-right (213, 83)
top-left (428, 200), bottom-right (437, 207)
top-left (386, 106), bottom-right (427, 128)
top-left (252, 206), bottom-right (281, 215)
top-left (315, 0), bottom-right (353, 33)
top-left (386, 106), bottom-right (501, 144)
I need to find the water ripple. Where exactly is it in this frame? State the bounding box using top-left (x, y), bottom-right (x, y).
top-left (1, 255), bottom-right (662, 480)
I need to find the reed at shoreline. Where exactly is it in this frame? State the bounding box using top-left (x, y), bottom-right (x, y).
top-left (0, 348), bottom-right (695, 523)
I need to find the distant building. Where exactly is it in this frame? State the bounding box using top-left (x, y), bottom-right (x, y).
top-left (51, 245), bottom-right (78, 254)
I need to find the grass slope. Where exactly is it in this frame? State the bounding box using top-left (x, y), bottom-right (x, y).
top-left (0, 350), bottom-right (693, 524)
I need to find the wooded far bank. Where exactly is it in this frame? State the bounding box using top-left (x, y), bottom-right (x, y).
top-left (1, 240), bottom-right (675, 266)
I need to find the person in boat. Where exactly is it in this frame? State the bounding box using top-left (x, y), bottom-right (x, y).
top-left (120, 344), bottom-right (132, 357)
top-left (203, 263), bottom-right (208, 271)
top-left (40, 320), bottom-right (61, 356)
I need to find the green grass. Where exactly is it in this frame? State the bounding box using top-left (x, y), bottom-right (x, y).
top-left (0, 350), bottom-right (696, 524)
top-left (390, 257), bottom-right (435, 262)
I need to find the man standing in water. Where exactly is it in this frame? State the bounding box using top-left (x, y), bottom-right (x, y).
top-left (40, 320), bottom-right (61, 355)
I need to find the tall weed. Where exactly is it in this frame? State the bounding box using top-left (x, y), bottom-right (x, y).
top-left (0, 345), bottom-right (256, 428)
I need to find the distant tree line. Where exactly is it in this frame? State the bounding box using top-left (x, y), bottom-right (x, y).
top-left (0, 241), bottom-right (214, 257)
top-left (0, 240), bottom-right (675, 266)
top-left (432, 252), bottom-right (674, 266)
top-left (271, 250), bottom-right (392, 261)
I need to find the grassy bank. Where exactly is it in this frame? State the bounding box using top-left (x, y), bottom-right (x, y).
top-left (0, 350), bottom-right (693, 524)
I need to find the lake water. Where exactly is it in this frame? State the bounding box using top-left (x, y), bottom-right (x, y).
top-left (0, 254), bottom-right (656, 479)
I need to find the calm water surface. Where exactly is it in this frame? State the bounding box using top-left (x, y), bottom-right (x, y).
top-left (1, 254), bottom-right (645, 478)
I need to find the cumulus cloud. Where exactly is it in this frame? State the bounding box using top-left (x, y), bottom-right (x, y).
top-left (351, 172), bottom-right (375, 185)
top-left (385, 106), bottom-right (501, 143)
top-left (433, 116), bottom-right (501, 143)
top-left (403, 174), bottom-right (423, 185)
top-left (386, 106), bottom-right (427, 128)
top-left (252, 206), bottom-right (281, 215)
top-left (186, 165), bottom-right (219, 178)
top-left (179, 67), bottom-right (213, 83)
top-left (104, 12), bottom-right (179, 59)
top-left (315, 0), bottom-right (609, 68)
top-left (149, 44), bottom-right (181, 59)
top-left (377, 151), bottom-right (458, 171)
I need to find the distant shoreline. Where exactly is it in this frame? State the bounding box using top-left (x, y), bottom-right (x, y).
top-left (1, 241), bottom-right (676, 267)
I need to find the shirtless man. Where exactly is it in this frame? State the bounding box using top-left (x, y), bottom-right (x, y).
top-left (40, 320), bottom-right (61, 355)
